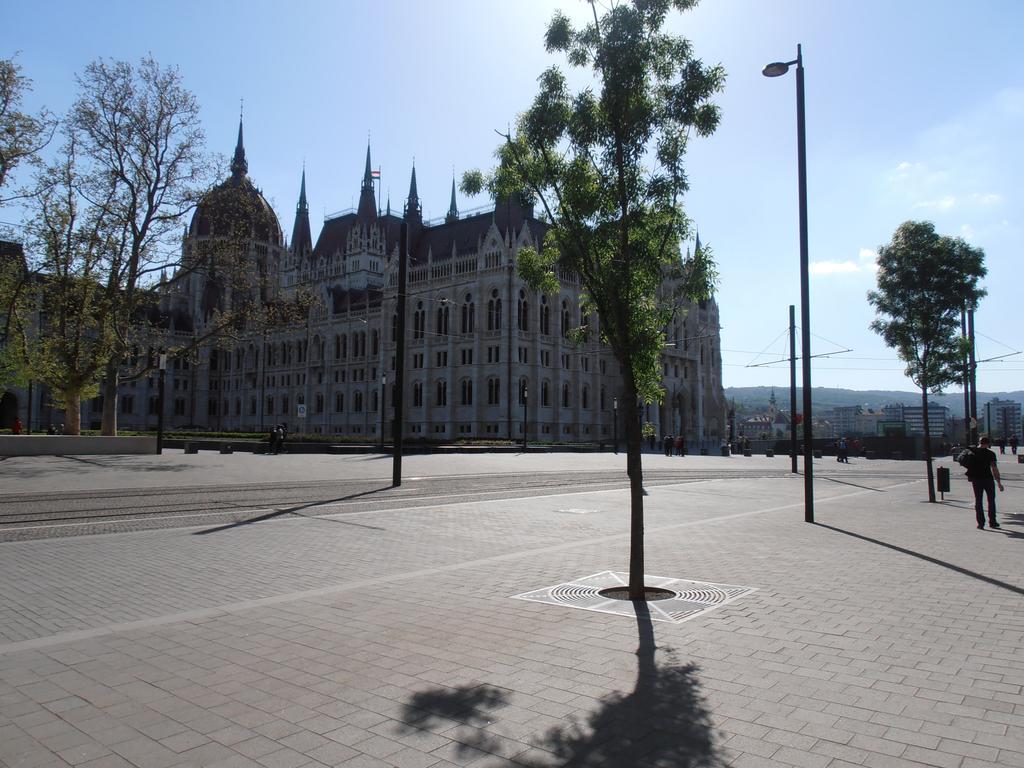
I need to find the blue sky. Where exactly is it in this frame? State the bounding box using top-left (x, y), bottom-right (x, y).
top-left (5, 0), bottom-right (1022, 394)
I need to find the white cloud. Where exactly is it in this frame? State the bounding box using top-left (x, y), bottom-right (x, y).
top-left (810, 260), bottom-right (859, 275)
top-left (913, 195), bottom-right (957, 210)
top-left (960, 224), bottom-right (976, 239)
top-left (810, 248), bottom-right (879, 277)
top-left (858, 248), bottom-right (878, 273)
top-left (970, 192), bottom-right (1002, 205)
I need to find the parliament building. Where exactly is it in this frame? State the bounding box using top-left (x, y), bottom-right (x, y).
top-left (28, 122), bottom-right (727, 448)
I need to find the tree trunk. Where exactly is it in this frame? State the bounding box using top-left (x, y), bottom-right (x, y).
top-left (100, 359), bottom-right (118, 436)
top-left (65, 392), bottom-right (82, 435)
top-left (623, 380), bottom-right (646, 600)
top-left (921, 386), bottom-right (935, 503)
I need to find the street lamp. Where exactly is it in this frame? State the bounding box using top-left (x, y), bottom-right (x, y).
top-left (613, 397), bottom-right (619, 454)
top-left (522, 383), bottom-right (528, 452)
top-left (380, 372), bottom-right (387, 452)
top-left (156, 352), bottom-right (167, 455)
top-left (764, 44), bottom-right (814, 523)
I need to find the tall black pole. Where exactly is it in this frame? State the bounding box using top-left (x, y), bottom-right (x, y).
top-left (522, 385), bottom-right (528, 452)
top-left (156, 353), bottom-right (166, 455)
top-left (392, 222), bottom-right (408, 486)
top-left (789, 304), bottom-right (798, 473)
top-left (613, 399), bottom-right (618, 454)
top-left (795, 44), bottom-right (814, 523)
top-left (26, 380), bottom-right (33, 434)
top-left (967, 308), bottom-right (977, 444)
top-left (961, 309), bottom-right (970, 446)
top-left (379, 374), bottom-right (386, 452)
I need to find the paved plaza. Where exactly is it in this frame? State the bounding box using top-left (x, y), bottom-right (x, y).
top-left (0, 451), bottom-right (1021, 767)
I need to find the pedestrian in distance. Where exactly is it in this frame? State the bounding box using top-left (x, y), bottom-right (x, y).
top-left (674, 435), bottom-right (684, 456)
top-left (964, 436), bottom-right (1004, 530)
top-left (268, 424), bottom-right (280, 454)
top-left (1011, 434), bottom-right (1019, 455)
top-left (663, 434), bottom-right (672, 457)
top-left (837, 436), bottom-right (849, 463)
top-left (997, 435), bottom-right (1006, 454)
top-left (11, 417), bottom-right (22, 435)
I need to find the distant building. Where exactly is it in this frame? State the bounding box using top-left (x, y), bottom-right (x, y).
top-left (885, 402), bottom-right (949, 436)
top-left (829, 405), bottom-right (862, 437)
top-left (983, 398), bottom-right (1021, 439)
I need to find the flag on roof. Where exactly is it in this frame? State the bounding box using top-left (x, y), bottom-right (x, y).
top-left (371, 168), bottom-right (381, 179)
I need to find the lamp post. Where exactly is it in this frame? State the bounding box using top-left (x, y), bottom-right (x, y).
top-left (613, 397), bottom-right (619, 454)
top-left (380, 372), bottom-right (387, 452)
top-left (156, 352), bottom-right (167, 455)
top-left (764, 44), bottom-right (814, 523)
top-left (522, 383), bottom-right (528, 452)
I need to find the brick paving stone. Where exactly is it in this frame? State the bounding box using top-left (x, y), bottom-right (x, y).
top-left (1, 457), bottom-right (1022, 768)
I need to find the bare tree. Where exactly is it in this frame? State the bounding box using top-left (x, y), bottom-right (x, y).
top-left (70, 56), bottom-right (212, 434)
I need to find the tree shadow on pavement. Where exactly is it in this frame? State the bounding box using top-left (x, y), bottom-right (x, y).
top-left (398, 601), bottom-right (724, 767)
top-left (193, 486), bottom-right (390, 535)
top-left (815, 522), bottom-right (1024, 594)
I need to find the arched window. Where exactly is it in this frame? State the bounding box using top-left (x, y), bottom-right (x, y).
top-left (354, 391), bottom-right (363, 412)
top-left (582, 385), bottom-right (590, 409)
top-left (335, 392), bottom-right (344, 412)
top-left (540, 295), bottom-right (550, 336)
top-left (436, 303), bottom-right (449, 336)
top-left (370, 390), bottom-right (378, 412)
top-left (371, 330), bottom-right (379, 356)
top-left (436, 379), bottom-right (447, 406)
top-left (487, 289), bottom-right (502, 331)
top-left (461, 379), bottom-right (473, 405)
top-left (517, 290), bottom-right (529, 331)
top-left (487, 377), bottom-right (501, 405)
top-left (315, 392), bottom-right (324, 414)
top-left (561, 300), bottom-right (571, 338)
top-left (461, 294), bottom-right (475, 333)
top-left (541, 380), bottom-right (550, 407)
top-left (414, 301), bottom-right (425, 339)
top-left (413, 381), bottom-right (423, 407)
top-left (334, 335), bottom-right (341, 360)
top-left (562, 382), bottom-right (571, 408)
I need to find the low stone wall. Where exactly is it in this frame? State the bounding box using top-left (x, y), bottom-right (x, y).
top-left (0, 436), bottom-right (157, 456)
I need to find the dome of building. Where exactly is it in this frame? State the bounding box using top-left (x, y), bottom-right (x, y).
top-left (189, 119), bottom-right (282, 245)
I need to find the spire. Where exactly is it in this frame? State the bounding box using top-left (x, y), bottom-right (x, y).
top-left (297, 166), bottom-right (308, 213)
top-left (291, 167), bottom-right (312, 258)
top-left (356, 142), bottom-right (377, 222)
top-left (404, 163), bottom-right (422, 221)
top-left (361, 143), bottom-right (373, 191)
top-left (445, 174), bottom-right (459, 224)
top-left (230, 114), bottom-right (248, 178)
top-left (694, 229), bottom-right (702, 255)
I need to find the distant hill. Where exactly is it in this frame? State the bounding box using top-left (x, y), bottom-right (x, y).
top-left (723, 386), bottom-right (1024, 417)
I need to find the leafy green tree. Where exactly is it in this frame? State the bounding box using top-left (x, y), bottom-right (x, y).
top-left (868, 220), bottom-right (986, 501)
top-left (462, 0), bottom-right (724, 598)
top-left (0, 55), bottom-right (55, 204)
top-left (17, 137), bottom-right (117, 434)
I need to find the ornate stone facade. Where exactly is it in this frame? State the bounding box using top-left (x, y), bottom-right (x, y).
top-left (115, 124), bottom-right (726, 447)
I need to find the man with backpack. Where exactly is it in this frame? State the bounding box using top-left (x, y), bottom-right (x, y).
top-left (961, 436), bottom-right (1004, 530)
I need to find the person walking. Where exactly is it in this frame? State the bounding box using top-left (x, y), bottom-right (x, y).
top-left (663, 434), bottom-right (673, 457)
top-left (1011, 434), bottom-right (1019, 455)
top-left (968, 436), bottom-right (1004, 530)
top-left (11, 417), bottom-right (22, 435)
top-left (997, 436), bottom-right (1006, 454)
top-left (674, 435), bottom-right (683, 457)
top-left (837, 436), bottom-right (849, 463)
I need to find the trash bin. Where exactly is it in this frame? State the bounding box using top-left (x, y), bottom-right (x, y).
top-left (937, 466), bottom-right (950, 493)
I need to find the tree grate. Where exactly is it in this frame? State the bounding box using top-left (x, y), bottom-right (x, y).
top-left (512, 571), bottom-right (757, 624)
